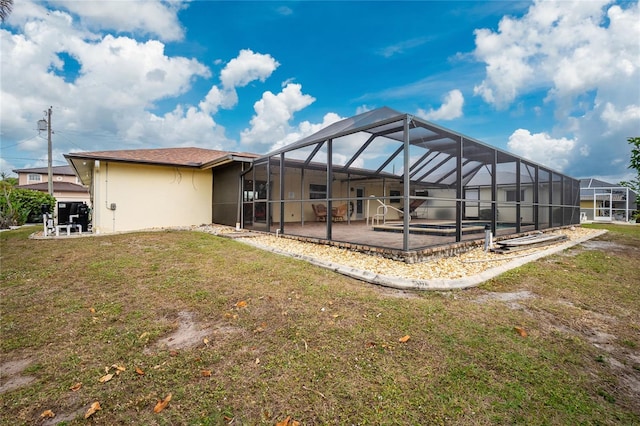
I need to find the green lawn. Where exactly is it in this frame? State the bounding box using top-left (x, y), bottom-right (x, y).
top-left (0, 224), bottom-right (638, 425)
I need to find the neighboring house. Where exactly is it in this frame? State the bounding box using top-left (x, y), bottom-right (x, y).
top-left (579, 178), bottom-right (638, 222)
top-left (64, 148), bottom-right (257, 234)
top-left (12, 165), bottom-right (90, 205)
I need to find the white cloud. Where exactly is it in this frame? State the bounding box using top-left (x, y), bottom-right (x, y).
top-left (472, 0), bottom-right (640, 179)
top-left (376, 37), bottom-right (429, 58)
top-left (220, 49), bottom-right (280, 89)
top-left (240, 83), bottom-right (316, 152)
top-left (49, 0), bottom-right (186, 42)
top-left (276, 6), bottom-right (293, 16)
top-left (355, 105), bottom-right (373, 115)
top-left (1, 3), bottom-right (213, 153)
top-left (600, 102), bottom-right (640, 132)
top-left (472, 0), bottom-right (633, 108)
top-left (416, 89), bottom-right (464, 121)
top-left (0, 0), bottom-right (291, 169)
top-left (507, 129), bottom-right (576, 171)
top-left (269, 112), bottom-right (344, 153)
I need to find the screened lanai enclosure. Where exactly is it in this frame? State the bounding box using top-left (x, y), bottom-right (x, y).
top-left (241, 107), bottom-right (580, 259)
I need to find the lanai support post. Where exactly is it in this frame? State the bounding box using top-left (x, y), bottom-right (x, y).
top-left (534, 165), bottom-right (539, 230)
top-left (326, 139), bottom-right (333, 241)
top-left (455, 137), bottom-right (463, 242)
top-left (516, 159), bottom-right (521, 234)
top-left (403, 117), bottom-right (410, 251)
top-left (300, 168), bottom-right (305, 225)
top-left (491, 150), bottom-right (497, 235)
top-left (266, 158), bottom-right (271, 232)
top-left (279, 152), bottom-right (285, 235)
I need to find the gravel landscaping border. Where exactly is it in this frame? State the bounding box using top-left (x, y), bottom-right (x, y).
top-left (198, 225), bottom-right (606, 291)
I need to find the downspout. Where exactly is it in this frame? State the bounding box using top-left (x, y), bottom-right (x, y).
top-left (104, 162), bottom-right (116, 233)
top-left (93, 160), bottom-right (100, 234)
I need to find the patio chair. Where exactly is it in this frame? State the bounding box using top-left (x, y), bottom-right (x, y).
top-left (400, 199), bottom-right (426, 218)
top-left (312, 204), bottom-right (328, 221)
top-left (332, 204), bottom-right (348, 222)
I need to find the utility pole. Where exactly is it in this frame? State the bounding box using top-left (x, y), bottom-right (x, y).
top-left (47, 106), bottom-right (52, 196)
top-left (38, 107), bottom-right (53, 196)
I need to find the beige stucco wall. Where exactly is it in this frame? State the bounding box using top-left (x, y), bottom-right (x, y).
top-left (92, 161), bottom-right (212, 234)
top-left (18, 171), bottom-right (78, 186)
top-left (271, 170), bottom-right (409, 222)
top-left (54, 191), bottom-right (90, 205)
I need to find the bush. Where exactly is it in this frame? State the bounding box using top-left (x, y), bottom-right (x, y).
top-left (0, 187), bottom-right (55, 228)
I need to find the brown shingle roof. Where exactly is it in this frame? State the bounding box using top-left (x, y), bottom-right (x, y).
top-left (13, 165), bottom-right (76, 175)
top-left (17, 182), bottom-right (88, 193)
top-left (65, 147), bottom-right (258, 168)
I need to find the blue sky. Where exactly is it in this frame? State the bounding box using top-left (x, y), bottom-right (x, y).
top-left (1, 0), bottom-right (639, 183)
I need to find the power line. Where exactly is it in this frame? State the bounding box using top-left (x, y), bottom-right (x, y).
top-left (2, 157), bottom-right (67, 165)
top-left (53, 130), bottom-right (90, 151)
top-left (0, 134), bottom-right (45, 150)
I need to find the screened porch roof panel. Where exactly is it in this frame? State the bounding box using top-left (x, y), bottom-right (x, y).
top-left (260, 106), bottom-right (573, 185)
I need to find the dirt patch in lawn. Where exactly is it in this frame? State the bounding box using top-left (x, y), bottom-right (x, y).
top-left (145, 311), bottom-right (244, 354)
top-left (0, 358), bottom-right (35, 394)
top-left (473, 290), bottom-right (536, 310)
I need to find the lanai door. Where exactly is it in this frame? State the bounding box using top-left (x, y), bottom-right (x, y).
top-left (594, 192), bottom-right (612, 221)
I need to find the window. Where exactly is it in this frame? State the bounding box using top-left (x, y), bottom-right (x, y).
top-left (28, 174), bottom-right (41, 183)
top-left (506, 189), bottom-right (525, 202)
top-left (243, 180), bottom-right (268, 201)
top-left (465, 188), bottom-right (479, 201)
top-left (309, 184), bottom-right (327, 200)
top-left (390, 190), bottom-right (401, 203)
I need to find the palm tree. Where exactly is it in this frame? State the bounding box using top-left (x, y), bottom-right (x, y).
top-left (1, 0), bottom-right (14, 23)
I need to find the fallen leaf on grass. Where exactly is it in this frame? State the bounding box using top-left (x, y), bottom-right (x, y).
top-left (84, 401), bottom-right (101, 419)
top-left (89, 307), bottom-right (96, 314)
top-left (514, 326), bottom-right (528, 337)
top-left (153, 394), bottom-right (172, 413)
top-left (399, 335), bottom-right (411, 343)
top-left (40, 409), bottom-right (55, 418)
top-left (203, 337), bottom-right (209, 346)
top-left (135, 367), bottom-right (145, 375)
top-left (201, 370), bottom-right (212, 377)
top-left (98, 373), bottom-right (114, 383)
top-left (236, 300), bottom-right (248, 308)
top-left (276, 416), bottom-right (291, 426)
top-left (69, 382), bottom-right (82, 391)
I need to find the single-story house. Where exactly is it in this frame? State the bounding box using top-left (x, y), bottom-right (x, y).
top-left (579, 178), bottom-right (638, 222)
top-left (64, 107), bottom-right (581, 260)
top-left (13, 165), bottom-right (90, 205)
top-left (65, 148), bottom-right (257, 234)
